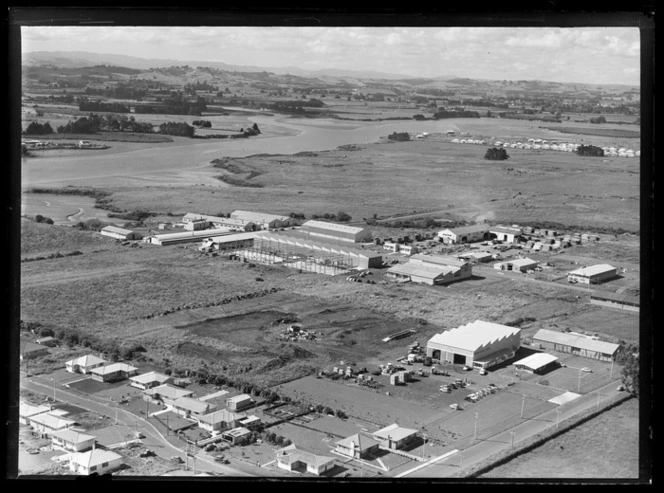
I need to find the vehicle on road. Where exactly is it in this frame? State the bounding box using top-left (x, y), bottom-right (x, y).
top-left (580, 367), bottom-right (593, 373)
top-left (449, 403), bottom-right (461, 410)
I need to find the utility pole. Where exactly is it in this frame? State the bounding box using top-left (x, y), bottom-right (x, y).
top-left (578, 369), bottom-right (582, 392)
top-left (556, 409), bottom-right (560, 429)
top-left (474, 413), bottom-right (479, 440)
top-left (510, 431), bottom-right (516, 449)
top-left (421, 429), bottom-right (427, 459)
top-left (520, 394), bottom-right (526, 419)
top-left (596, 390), bottom-right (601, 409)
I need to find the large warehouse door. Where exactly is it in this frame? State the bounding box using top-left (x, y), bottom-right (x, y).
top-left (453, 353), bottom-right (466, 365)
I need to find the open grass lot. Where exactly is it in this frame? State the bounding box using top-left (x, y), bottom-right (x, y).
top-left (21, 194), bottom-right (113, 226)
top-left (480, 397), bottom-right (639, 479)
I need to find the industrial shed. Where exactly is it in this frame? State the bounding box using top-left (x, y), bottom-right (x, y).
top-left (300, 220), bottom-right (373, 244)
top-left (386, 262), bottom-right (466, 285)
top-left (144, 228), bottom-right (230, 246)
top-left (438, 224), bottom-right (490, 244)
top-left (457, 251), bottom-right (493, 263)
top-left (387, 254), bottom-right (473, 284)
top-left (590, 290), bottom-right (639, 312)
top-left (253, 232), bottom-right (383, 270)
top-left (100, 225), bottom-right (143, 241)
top-left (199, 232), bottom-right (259, 252)
top-left (567, 264), bottom-right (618, 284)
top-left (230, 210), bottom-right (294, 230)
top-left (426, 320), bottom-right (521, 369)
top-left (532, 329), bottom-right (620, 361)
top-left (183, 213), bottom-right (257, 232)
top-left (489, 225), bottom-right (523, 243)
top-left (512, 352), bottom-right (559, 374)
top-left (494, 257), bottom-right (539, 273)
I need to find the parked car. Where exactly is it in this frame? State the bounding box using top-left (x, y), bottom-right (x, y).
top-left (449, 403), bottom-right (461, 410)
top-left (462, 365), bottom-right (472, 371)
top-left (479, 368), bottom-right (488, 375)
top-left (580, 367), bottom-right (593, 373)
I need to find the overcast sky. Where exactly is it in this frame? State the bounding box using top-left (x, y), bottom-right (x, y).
top-left (21, 26), bottom-right (641, 85)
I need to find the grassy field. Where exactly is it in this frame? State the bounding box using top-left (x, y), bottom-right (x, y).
top-left (480, 397), bottom-right (640, 479)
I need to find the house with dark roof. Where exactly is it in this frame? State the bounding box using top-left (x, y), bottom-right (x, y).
top-left (20, 341), bottom-right (49, 360)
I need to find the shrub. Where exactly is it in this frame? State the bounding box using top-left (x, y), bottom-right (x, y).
top-left (484, 147), bottom-right (509, 160)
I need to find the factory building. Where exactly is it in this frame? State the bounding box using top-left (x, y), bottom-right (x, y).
top-left (100, 226), bottom-right (143, 241)
top-left (143, 228), bottom-right (231, 246)
top-left (532, 329), bottom-right (620, 362)
top-left (300, 220), bottom-right (373, 244)
top-left (567, 264), bottom-right (618, 284)
top-left (182, 213), bottom-right (257, 232)
top-left (512, 352), bottom-right (559, 374)
top-left (590, 290), bottom-right (639, 312)
top-left (230, 210), bottom-right (294, 230)
top-left (199, 232), bottom-right (259, 253)
top-left (489, 225), bottom-right (523, 243)
top-left (426, 320), bottom-right (521, 369)
top-left (494, 257), bottom-right (539, 273)
top-left (438, 224), bottom-right (490, 244)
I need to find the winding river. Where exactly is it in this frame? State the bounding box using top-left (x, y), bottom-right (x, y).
top-left (21, 112), bottom-right (457, 188)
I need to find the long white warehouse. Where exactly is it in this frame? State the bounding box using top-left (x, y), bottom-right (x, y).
top-left (300, 220), bottom-right (373, 244)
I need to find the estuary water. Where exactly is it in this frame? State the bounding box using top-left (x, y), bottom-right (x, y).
top-left (21, 113), bottom-right (457, 188)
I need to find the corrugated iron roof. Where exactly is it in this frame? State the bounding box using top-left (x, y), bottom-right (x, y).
top-left (533, 329), bottom-right (620, 354)
top-left (373, 423), bottom-right (418, 442)
top-left (387, 262), bottom-right (457, 279)
top-left (302, 220), bottom-right (368, 235)
top-left (568, 264), bottom-right (617, 277)
top-left (428, 320), bottom-right (521, 352)
top-left (591, 290), bottom-right (640, 306)
top-left (513, 352), bottom-right (558, 370)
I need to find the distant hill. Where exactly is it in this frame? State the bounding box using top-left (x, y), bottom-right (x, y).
top-left (21, 50), bottom-right (638, 91)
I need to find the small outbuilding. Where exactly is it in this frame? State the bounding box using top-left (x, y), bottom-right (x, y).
top-left (512, 352), bottom-right (559, 374)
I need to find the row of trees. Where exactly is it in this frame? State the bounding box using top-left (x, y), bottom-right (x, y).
top-left (388, 132), bottom-right (411, 142)
top-left (432, 109), bottom-right (481, 119)
top-left (24, 121), bottom-right (54, 135)
top-left (310, 211), bottom-right (352, 222)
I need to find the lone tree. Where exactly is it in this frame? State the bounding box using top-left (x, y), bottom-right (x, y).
top-left (484, 147), bottom-right (509, 161)
top-left (576, 144), bottom-right (604, 157)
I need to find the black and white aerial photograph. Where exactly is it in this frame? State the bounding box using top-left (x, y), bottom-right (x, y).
top-left (7, 7), bottom-right (653, 484)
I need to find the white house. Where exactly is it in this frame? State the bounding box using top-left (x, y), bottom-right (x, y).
top-left (66, 354), bottom-right (107, 374)
top-left (51, 428), bottom-right (96, 453)
top-left (69, 448), bottom-right (123, 475)
top-left (196, 409), bottom-right (247, 433)
top-left (129, 371), bottom-right (173, 390)
top-left (275, 444), bottom-right (335, 476)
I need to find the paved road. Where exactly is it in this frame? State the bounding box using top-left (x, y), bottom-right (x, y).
top-left (20, 376), bottom-right (253, 477)
top-left (403, 379), bottom-right (626, 478)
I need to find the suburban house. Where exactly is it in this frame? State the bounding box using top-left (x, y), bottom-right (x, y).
top-left (237, 415), bottom-right (261, 429)
top-left (50, 429), bottom-right (97, 453)
top-left (226, 394), bottom-right (253, 412)
top-left (196, 409), bottom-right (247, 434)
top-left (372, 423), bottom-right (419, 451)
top-left (275, 444), bottom-right (336, 476)
top-left (19, 401), bottom-right (51, 426)
top-left (20, 341), bottom-right (49, 361)
top-left (90, 424), bottom-right (143, 449)
top-left (335, 433), bottom-right (381, 459)
top-left (142, 384), bottom-right (194, 406)
top-left (171, 396), bottom-right (217, 418)
top-left (512, 352), bottom-right (559, 374)
top-left (100, 225), bottom-right (143, 241)
top-left (567, 264), bottom-right (618, 284)
top-left (129, 371), bottom-right (173, 390)
top-left (66, 354), bottom-right (107, 374)
top-left (532, 329), bottom-right (621, 362)
top-left (69, 448), bottom-right (124, 475)
top-left (426, 320), bottom-right (521, 370)
top-left (90, 363), bottom-right (139, 383)
top-left (29, 412), bottom-right (77, 438)
top-left (220, 426), bottom-right (252, 445)
top-left (438, 224), bottom-right (490, 244)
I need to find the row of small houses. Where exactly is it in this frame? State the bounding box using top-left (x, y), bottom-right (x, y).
top-left (452, 137), bottom-right (640, 157)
